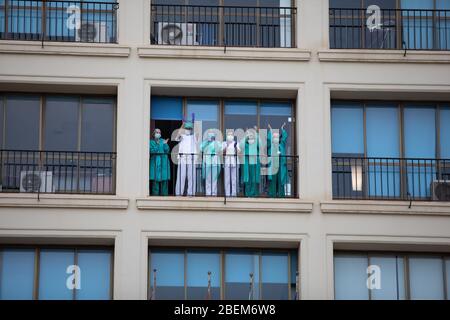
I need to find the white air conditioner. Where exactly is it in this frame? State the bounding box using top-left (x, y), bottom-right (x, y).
top-left (20, 171), bottom-right (54, 193)
top-left (158, 22), bottom-right (198, 45)
top-left (431, 180), bottom-right (450, 201)
top-left (75, 22), bottom-right (109, 43)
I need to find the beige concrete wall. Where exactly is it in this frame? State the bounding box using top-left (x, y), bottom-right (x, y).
top-left (0, 0), bottom-right (450, 300)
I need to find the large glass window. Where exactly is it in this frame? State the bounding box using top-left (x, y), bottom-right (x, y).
top-left (331, 101), bottom-right (449, 200)
top-left (149, 96), bottom-right (297, 198)
top-left (330, 0), bottom-right (450, 50)
top-left (0, 246), bottom-right (113, 300)
top-left (149, 248), bottom-right (298, 300)
top-left (0, 94), bottom-right (116, 152)
top-left (334, 252), bottom-right (450, 300)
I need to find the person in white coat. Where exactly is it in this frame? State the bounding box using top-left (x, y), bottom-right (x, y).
top-left (175, 121), bottom-right (197, 196)
top-left (222, 130), bottom-right (241, 197)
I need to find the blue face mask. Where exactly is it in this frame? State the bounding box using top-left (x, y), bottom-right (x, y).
top-left (154, 133), bottom-right (161, 139)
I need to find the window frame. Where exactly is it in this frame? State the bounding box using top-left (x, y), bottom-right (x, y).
top-left (334, 250), bottom-right (450, 300)
top-left (148, 246), bottom-right (299, 300)
top-left (0, 244), bottom-right (114, 300)
top-left (0, 92), bottom-right (117, 153)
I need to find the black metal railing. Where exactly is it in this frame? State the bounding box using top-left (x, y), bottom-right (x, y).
top-left (332, 156), bottom-right (450, 201)
top-left (330, 8), bottom-right (450, 50)
top-left (0, 150), bottom-right (116, 195)
top-left (150, 153), bottom-right (299, 198)
top-left (151, 4), bottom-right (296, 48)
top-left (0, 0), bottom-right (118, 43)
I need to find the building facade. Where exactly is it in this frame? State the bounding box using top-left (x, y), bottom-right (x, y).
top-left (0, 0), bottom-right (450, 300)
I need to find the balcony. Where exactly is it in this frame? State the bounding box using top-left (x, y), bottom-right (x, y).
top-left (329, 8), bottom-right (450, 50)
top-left (0, 0), bottom-right (118, 43)
top-left (151, 4), bottom-right (296, 48)
top-left (332, 156), bottom-right (450, 201)
top-left (150, 153), bottom-right (299, 199)
top-left (0, 150), bottom-right (116, 195)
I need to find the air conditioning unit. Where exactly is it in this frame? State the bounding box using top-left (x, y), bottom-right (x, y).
top-left (76, 22), bottom-right (109, 43)
top-left (158, 22), bottom-right (199, 45)
top-left (20, 171), bottom-right (54, 193)
top-left (431, 180), bottom-right (450, 201)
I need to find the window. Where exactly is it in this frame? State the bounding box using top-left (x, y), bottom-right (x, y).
top-left (149, 248), bottom-right (298, 300)
top-left (334, 252), bottom-right (450, 300)
top-left (81, 97), bottom-right (115, 153)
top-left (330, 0), bottom-right (450, 50)
top-left (409, 256), bottom-right (445, 300)
top-left (2, 0), bottom-right (117, 43)
top-left (4, 95), bottom-right (40, 150)
top-left (0, 246), bottom-right (113, 300)
top-left (0, 249), bottom-right (35, 300)
top-left (44, 96), bottom-right (79, 151)
top-left (331, 101), bottom-right (449, 200)
top-left (0, 94), bottom-right (116, 152)
top-left (151, 0), bottom-right (296, 48)
top-left (150, 96), bottom-right (297, 198)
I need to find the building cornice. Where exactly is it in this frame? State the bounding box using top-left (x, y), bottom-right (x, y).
top-left (321, 200), bottom-right (450, 216)
top-left (136, 197), bottom-right (313, 213)
top-left (0, 40), bottom-right (131, 57)
top-left (138, 45), bottom-right (311, 61)
top-left (0, 194), bottom-right (129, 209)
top-left (318, 49), bottom-right (450, 64)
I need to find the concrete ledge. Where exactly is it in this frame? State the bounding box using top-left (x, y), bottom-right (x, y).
top-left (0, 193), bottom-right (129, 209)
top-left (321, 200), bottom-right (450, 216)
top-left (318, 49), bottom-right (450, 64)
top-left (0, 40), bottom-right (131, 57)
top-left (136, 197), bottom-right (313, 213)
top-left (138, 46), bottom-right (311, 61)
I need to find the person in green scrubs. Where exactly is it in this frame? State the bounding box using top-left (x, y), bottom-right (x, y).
top-left (267, 123), bottom-right (288, 198)
top-left (200, 131), bottom-right (222, 196)
top-left (241, 128), bottom-right (261, 197)
top-left (149, 128), bottom-right (171, 196)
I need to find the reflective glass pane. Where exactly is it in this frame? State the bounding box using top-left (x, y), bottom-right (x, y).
top-left (409, 256), bottom-right (445, 300)
top-left (261, 252), bottom-right (289, 300)
top-left (186, 250), bottom-right (221, 300)
top-left (44, 96), bottom-right (79, 151)
top-left (225, 251), bottom-right (260, 300)
top-left (440, 106), bottom-right (450, 158)
top-left (331, 102), bottom-right (364, 154)
top-left (5, 95), bottom-right (40, 150)
top-left (334, 254), bottom-right (369, 300)
top-left (76, 250), bottom-right (112, 300)
top-left (186, 100), bottom-right (219, 134)
top-left (370, 256), bottom-right (406, 300)
top-left (0, 249), bottom-right (35, 300)
top-left (150, 250), bottom-right (185, 300)
top-left (151, 96), bottom-right (183, 121)
top-left (38, 249), bottom-right (75, 300)
top-left (81, 98), bottom-right (115, 152)
top-left (224, 101), bottom-right (258, 133)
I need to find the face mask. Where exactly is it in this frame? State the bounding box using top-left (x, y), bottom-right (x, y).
top-left (227, 135), bottom-right (234, 142)
top-left (248, 138), bottom-right (255, 145)
top-left (154, 133), bottom-right (161, 139)
top-left (208, 134), bottom-right (215, 141)
top-left (185, 129), bottom-right (192, 135)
